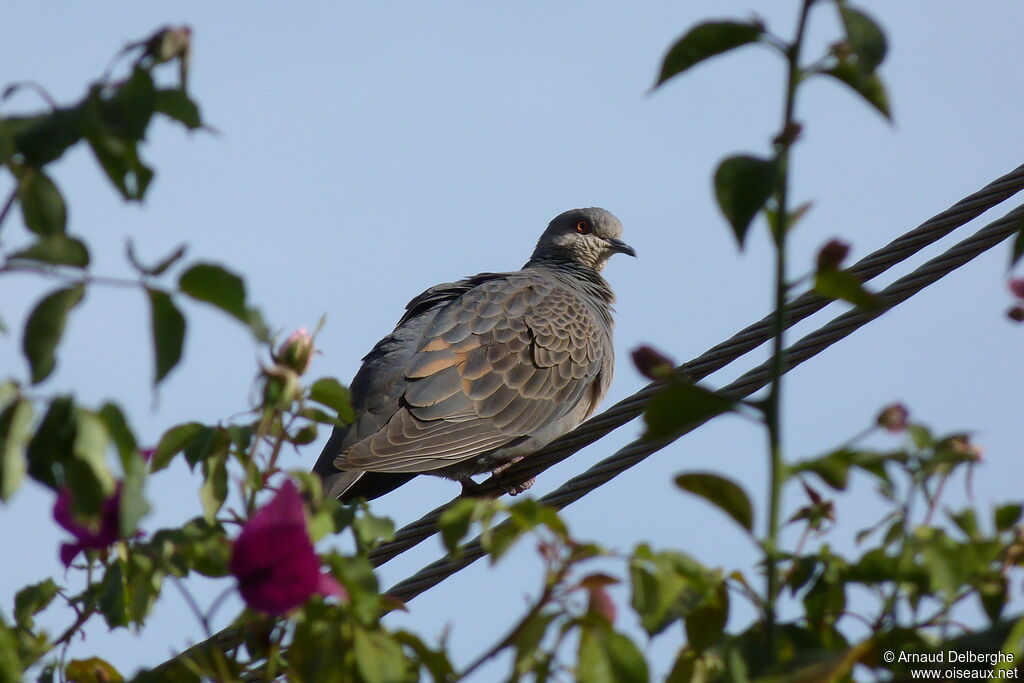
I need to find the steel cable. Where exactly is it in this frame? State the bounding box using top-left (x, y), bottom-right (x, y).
top-left (367, 164), bottom-right (1024, 568)
top-left (385, 202), bottom-right (1024, 602)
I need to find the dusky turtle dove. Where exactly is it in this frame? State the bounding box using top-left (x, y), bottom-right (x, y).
top-left (313, 207), bottom-right (635, 502)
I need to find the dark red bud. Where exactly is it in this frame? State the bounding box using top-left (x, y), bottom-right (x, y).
top-left (631, 345), bottom-right (675, 381)
top-left (876, 402), bottom-right (909, 433)
top-left (817, 239), bottom-right (851, 272)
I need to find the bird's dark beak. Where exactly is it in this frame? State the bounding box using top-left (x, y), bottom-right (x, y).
top-left (606, 237), bottom-right (637, 258)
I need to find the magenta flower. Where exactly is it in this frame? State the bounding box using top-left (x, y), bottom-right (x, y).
top-left (54, 486), bottom-right (122, 567)
top-left (230, 479), bottom-right (345, 615)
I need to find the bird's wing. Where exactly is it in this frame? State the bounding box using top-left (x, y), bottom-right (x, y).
top-left (335, 271), bottom-right (609, 474)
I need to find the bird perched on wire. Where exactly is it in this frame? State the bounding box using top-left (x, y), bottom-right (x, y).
top-left (313, 207), bottom-right (635, 502)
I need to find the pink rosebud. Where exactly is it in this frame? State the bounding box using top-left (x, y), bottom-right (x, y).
top-left (876, 403), bottom-right (909, 433)
top-left (817, 239), bottom-right (850, 272)
top-left (230, 480), bottom-right (345, 615)
top-left (631, 345), bottom-right (675, 381)
top-left (1009, 278), bottom-right (1024, 300)
top-left (54, 486), bottom-right (122, 567)
top-left (1008, 305), bottom-right (1024, 323)
top-left (275, 328), bottom-right (314, 375)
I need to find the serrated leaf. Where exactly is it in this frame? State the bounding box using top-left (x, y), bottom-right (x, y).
top-left (154, 89), bottom-right (202, 129)
top-left (0, 399), bottom-right (32, 501)
top-left (644, 381), bottom-right (735, 440)
top-left (685, 580), bottom-right (729, 653)
top-left (22, 285), bottom-right (85, 384)
top-left (814, 269), bottom-right (883, 310)
top-left (16, 168), bottom-right (67, 236)
top-left (714, 154), bottom-right (778, 249)
top-left (308, 378), bottom-right (355, 424)
top-left (10, 106), bottom-right (86, 166)
top-left (178, 262), bottom-right (247, 321)
top-left (147, 289), bottom-right (186, 385)
top-left (655, 21), bottom-right (763, 88)
top-left (838, 5), bottom-right (887, 73)
top-left (675, 472), bottom-right (753, 533)
top-left (822, 61), bottom-right (892, 120)
top-left (85, 128), bottom-right (153, 201)
top-left (9, 235), bottom-right (90, 267)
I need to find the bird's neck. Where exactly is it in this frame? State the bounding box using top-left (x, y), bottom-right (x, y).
top-left (522, 256), bottom-right (616, 306)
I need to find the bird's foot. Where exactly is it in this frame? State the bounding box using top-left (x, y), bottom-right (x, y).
top-left (490, 457), bottom-right (535, 496)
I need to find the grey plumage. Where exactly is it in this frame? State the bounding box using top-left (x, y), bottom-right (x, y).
top-left (313, 207), bottom-right (635, 502)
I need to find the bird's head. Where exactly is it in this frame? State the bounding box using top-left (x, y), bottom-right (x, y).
top-left (530, 207), bottom-right (636, 272)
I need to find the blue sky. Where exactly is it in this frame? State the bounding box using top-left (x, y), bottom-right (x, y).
top-left (2, 2), bottom-right (1023, 679)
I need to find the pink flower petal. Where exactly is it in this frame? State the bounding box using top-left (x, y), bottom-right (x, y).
top-left (1010, 278), bottom-right (1024, 300)
top-left (316, 573), bottom-right (347, 601)
top-left (231, 480), bottom-right (323, 615)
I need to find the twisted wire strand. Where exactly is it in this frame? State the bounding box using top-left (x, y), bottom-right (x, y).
top-left (152, 167), bottom-right (1024, 674)
top-left (367, 163), bottom-right (1024, 568)
top-left (385, 203), bottom-right (1024, 603)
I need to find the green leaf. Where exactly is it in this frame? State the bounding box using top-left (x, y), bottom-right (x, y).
top-left (16, 167), bottom-right (67, 236)
top-left (0, 617), bottom-right (21, 682)
top-left (97, 560), bottom-right (128, 628)
top-left (684, 580), bottom-right (729, 653)
top-left (154, 89), bottom-right (202, 130)
top-left (9, 106), bottom-right (86, 166)
top-left (675, 472), bottom-right (754, 533)
top-left (126, 240), bottom-right (187, 277)
top-left (578, 626), bottom-right (649, 683)
top-left (9, 235), bottom-right (90, 267)
top-left (309, 378), bottom-right (355, 424)
top-left (152, 421), bottom-right (204, 471)
top-left (713, 155), bottom-right (778, 249)
top-left (98, 403), bottom-right (149, 537)
top-left (26, 396), bottom-right (76, 490)
top-left (147, 289), bottom-right (186, 385)
top-left (995, 504), bottom-right (1023, 532)
top-left (1010, 228), bottom-right (1024, 268)
top-left (352, 509), bottom-right (395, 548)
top-left (822, 61), bottom-right (892, 120)
top-left (85, 127), bottom-right (154, 201)
top-left (655, 21), bottom-right (763, 88)
top-left (199, 452), bottom-right (227, 523)
top-left (814, 269), bottom-right (883, 310)
top-left (438, 498), bottom-right (478, 554)
top-left (644, 381), bottom-right (735, 440)
top-left (178, 262), bottom-right (247, 321)
top-left (103, 67), bottom-right (157, 140)
top-left (353, 627), bottom-right (408, 683)
top-left (22, 285), bottom-right (85, 384)
top-left (68, 409), bottom-right (116, 515)
top-left (65, 657), bottom-right (125, 683)
top-left (14, 578), bottom-right (59, 629)
top-left (838, 5), bottom-right (888, 73)
top-left (0, 399), bottom-right (32, 501)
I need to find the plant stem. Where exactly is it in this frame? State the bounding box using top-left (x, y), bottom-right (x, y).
top-left (765, 0), bottom-right (815, 661)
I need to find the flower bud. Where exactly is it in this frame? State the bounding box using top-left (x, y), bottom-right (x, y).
top-left (275, 327), bottom-right (314, 375)
top-left (1008, 305), bottom-right (1024, 323)
top-left (817, 239), bottom-right (850, 272)
top-left (876, 402), bottom-right (909, 433)
top-left (262, 365), bottom-right (300, 407)
top-left (631, 345), bottom-right (675, 381)
top-left (1009, 278), bottom-right (1024, 300)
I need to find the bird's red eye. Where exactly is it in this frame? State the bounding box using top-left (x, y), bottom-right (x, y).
top-left (576, 220), bottom-right (592, 234)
